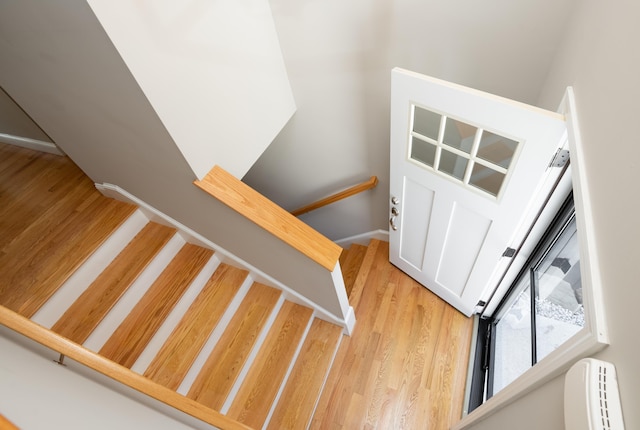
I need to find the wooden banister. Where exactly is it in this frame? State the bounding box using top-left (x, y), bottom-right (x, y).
top-left (290, 176), bottom-right (379, 217)
top-left (0, 414), bottom-right (18, 430)
top-left (0, 306), bottom-right (253, 430)
top-left (194, 166), bottom-right (342, 272)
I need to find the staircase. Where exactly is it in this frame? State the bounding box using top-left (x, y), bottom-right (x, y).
top-left (1, 195), bottom-right (345, 429)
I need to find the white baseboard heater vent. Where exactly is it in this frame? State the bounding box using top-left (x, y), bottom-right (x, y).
top-left (564, 358), bottom-right (625, 430)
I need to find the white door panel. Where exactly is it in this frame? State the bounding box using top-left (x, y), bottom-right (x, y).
top-left (390, 68), bottom-right (566, 316)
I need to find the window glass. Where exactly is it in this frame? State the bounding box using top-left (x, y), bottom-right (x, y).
top-left (469, 163), bottom-right (505, 196)
top-left (438, 149), bottom-right (467, 181)
top-left (493, 282), bottom-right (532, 394)
top-left (410, 137), bottom-right (437, 167)
top-left (488, 196), bottom-right (580, 399)
top-left (477, 131), bottom-right (518, 168)
top-left (443, 117), bottom-right (476, 153)
top-left (413, 106), bottom-right (441, 140)
top-left (534, 216), bottom-right (583, 362)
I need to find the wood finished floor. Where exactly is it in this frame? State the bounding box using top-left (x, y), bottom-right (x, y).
top-left (0, 143), bottom-right (474, 429)
top-left (315, 240), bottom-right (474, 430)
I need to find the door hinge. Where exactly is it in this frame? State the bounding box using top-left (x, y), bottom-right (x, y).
top-left (502, 247), bottom-right (516, 258)
top-left (548, 148), bottom-right (570, 168)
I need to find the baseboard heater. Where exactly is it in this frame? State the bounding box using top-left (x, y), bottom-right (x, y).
top-left (564, 358), bottom-right (625, 430)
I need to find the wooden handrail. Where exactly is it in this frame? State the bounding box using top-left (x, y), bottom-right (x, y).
top-left (0, 414), bottom-right (18, 430)
top-left (0, 306), bottom-right (253, 430)
top-left (194, 166), bottom-right (342, 271)
top-left (290, 176), bottom-right (379, 217)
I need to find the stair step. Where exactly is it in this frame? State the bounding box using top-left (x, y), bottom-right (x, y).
top-left (227, 301), bottom-right (314, 428)
top-left (0, 195), bottom-right (136, 318)
top-left (268, 318), bottom-right (343, 429)
top-left (99, 243), bottom-right (214, 367)
top-left (187, 282), bottom-right (281, 411)
top-left (51, 222), bottom-right (176, 344)
top-left (144, 263), bottom-right (248, 390)
top-left (340, 243), bottom-right (368, 298)
top-left (31, 209), bottom-right (149, 328)
top-left (0, 153), bottom-right (85, 251)
top-left (347, 239), bottom-right (383, 310)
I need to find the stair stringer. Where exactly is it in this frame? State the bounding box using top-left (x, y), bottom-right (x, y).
top-left (96, 182), bottom-right (355, 335)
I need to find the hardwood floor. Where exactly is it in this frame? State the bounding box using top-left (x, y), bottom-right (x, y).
top-left (0, 143), bottom-right (474, 429)
top-left (314, 241), bottom-right (474, 430)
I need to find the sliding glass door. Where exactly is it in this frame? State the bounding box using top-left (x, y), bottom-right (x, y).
top-left (470, 192), bottom-right (584, 405)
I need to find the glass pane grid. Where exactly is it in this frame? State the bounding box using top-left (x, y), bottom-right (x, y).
top-left (409, 105), bottom-right (519, 199)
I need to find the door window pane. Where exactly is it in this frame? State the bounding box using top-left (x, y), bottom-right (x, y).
top-left (493, 282), bottom-right (532, 394)
top-left (469, 163), bottom-right (505, 196)
top-left (534, 216), bottom-right (583, 362)
top-left (438, 149), bottom-right (467, 181)
top-left (477, 131), bottom-right (518, 168)
top-left (413, 106), bottom-right (441, 140)
top-left (443, 117), bottom-right (476, 153)
top-left (410, 137), bottom-right (436, 167)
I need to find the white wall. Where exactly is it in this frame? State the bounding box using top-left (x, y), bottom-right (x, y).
top-left (243, 0), bottom-right (578, 240)
top-left (464, 0), bottom-right (640, 428)
top-left (86, 0), bottom-right (296, 180)
top-left (0, 86), bottom-right (51, 141)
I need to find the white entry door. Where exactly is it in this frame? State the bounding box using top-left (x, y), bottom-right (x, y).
top-left (389, 68), bottom-right (566, 316)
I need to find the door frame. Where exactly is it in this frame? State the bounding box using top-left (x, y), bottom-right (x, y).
top-left (453, 87), bottom-right (609, 429)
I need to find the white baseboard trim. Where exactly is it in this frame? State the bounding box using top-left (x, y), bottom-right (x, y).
top-left (0, 133), bottom-right (63, 155)
top-left (95, 182), bottom-right (353, 332)
top-left (335, 229), bottom-right (389, 248)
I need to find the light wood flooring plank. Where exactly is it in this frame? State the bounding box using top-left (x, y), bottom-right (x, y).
top-left (0, 144), bottom-right (99, 249)
top-left (340, 243), bottom-right (367, 298)
top-left (311, 240), bottom-right (474, 430)
top-left (268, 318), bottom-right (343, 430)
top-left (228, 301), bottom-right (313, 427)
top-left (347, 239), bottom-right (382, 310)
top-left (187, 283), bottom-right (281, 410)
top-left (144, 263), bottom-right (248, 390)
top-left (99, 244), bottom-right (214, 367)
top-left (426, 305), bottom-right (474, 428)
top-left (1, 174), bottom-right (97, 254)
top-left (51, 222), bottom-right (176, 344)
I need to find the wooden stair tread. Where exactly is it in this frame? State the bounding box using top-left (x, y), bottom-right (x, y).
top-left (0, 151), bottom-right (86, 250)
top-left (0, 195), bottom-right (136, 317)
top-left (267, 318), bottom-right (343, 430)
top-left (187, 282), bottom-right (281, 410)
top-left (228, 301), bottom-right (314, 427)
top-left (99, 243), bottom-right (214, 367)
top-left (0, 176), bottom-right (95, 253)
top-left (51, 222), bottom-right (176, 344)
top-left (144, 263), bottom-right (248, 390)
top-left (340, 243), bottom-right (368, 298)
top-left (346, 239), bottom-right (382, 310)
